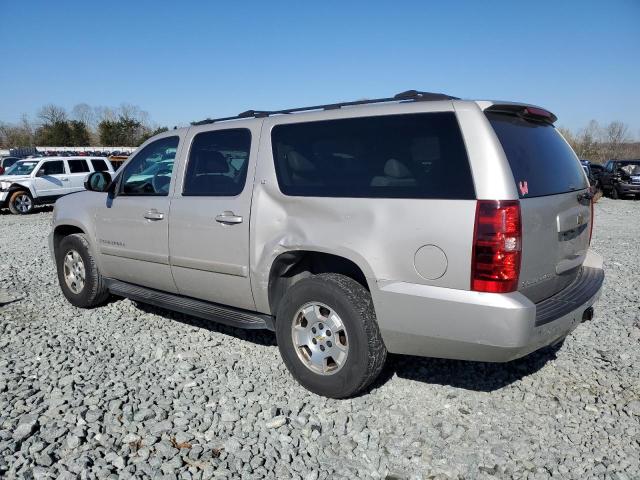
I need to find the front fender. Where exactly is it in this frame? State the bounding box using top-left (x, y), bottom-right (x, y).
top-left (50, 191), bottom-right (104, 271)
top-left (9, 181), bottom-right (36, 198)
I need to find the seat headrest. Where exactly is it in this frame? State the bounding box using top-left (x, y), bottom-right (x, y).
top-left (197, 151), bottom-right (227, 174)
top-left (384, 158), bottom-right (411, 178)
top-left (288, 151), bottom-right (316, 173)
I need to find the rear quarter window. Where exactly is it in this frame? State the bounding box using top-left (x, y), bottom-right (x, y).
top-left (487, 113), bottom-right (588, 198)
top-left (91, 159), bottom-right (109, 172)
top-left (271, 112), bottom-right (475, 199)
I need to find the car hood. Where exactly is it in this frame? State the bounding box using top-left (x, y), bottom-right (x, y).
top-left (0, 175), bottom-right (31, 183)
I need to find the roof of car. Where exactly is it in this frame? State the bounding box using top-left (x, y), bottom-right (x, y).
top-left (192, 90), bottom-right (459, 126)
top-left (38, 156), bottom-right (108, 161)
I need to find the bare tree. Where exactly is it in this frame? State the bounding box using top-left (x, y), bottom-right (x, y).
top-left (0, 115), bottom-right (35, 147)
top-left (94, 106), bottom-right (117, 123)
top-left (603, 121), bottom-right (630, 160)
top-left (71, 103), bottom-right (96, 128)
top-left (118, 103), bottom-right (151, 128)
top-left (38, 104), bottom-right (67, 126)
top-left (573, 120), bottom-right (602, 162)
top-left (558, 127), bottom-right (577, 151)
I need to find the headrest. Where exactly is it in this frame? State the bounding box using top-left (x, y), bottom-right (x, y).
top-left (288, 151), bottom-right (316, 173)
top-left (384, 158), bottom-right (411, 178)
top-left (198, 151), bottom-right (227, 173)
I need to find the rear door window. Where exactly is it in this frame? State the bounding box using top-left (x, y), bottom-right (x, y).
top-left (487, 113), bottom-right (588, 197)
top-left (68, 159), bottom-right (90, 173)
top-left (271, 112), bottom-right (475, 199)
top-left (183, 129), bottom-right (251, 196)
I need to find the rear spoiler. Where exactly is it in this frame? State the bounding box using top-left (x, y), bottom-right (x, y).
top-left (484, 103), bottom-right (557, 124)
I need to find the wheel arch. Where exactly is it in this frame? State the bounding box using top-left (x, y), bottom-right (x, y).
top-left (267, 249), bottom-right (371, 316)
top-left (8, 182), bottom-right (36, 197)
top-left (52, 224), bottom-right (87, 257)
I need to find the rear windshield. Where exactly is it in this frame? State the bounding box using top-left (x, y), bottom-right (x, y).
top-left (487, 113), bottom-right (588, 198)
top-left (271, 112), bottom-right (475, 199)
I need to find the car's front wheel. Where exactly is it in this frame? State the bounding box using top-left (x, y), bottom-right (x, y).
top-left (275, 273), bottom-right (387, 398)
top-left (611, 186), bottom-right (620, 199)
top-left (8, 190), bottom-right (33, 215)
top-left (56, 233), bottom-right (109, 308)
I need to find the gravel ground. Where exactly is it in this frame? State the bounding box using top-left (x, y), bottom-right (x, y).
top-left (0, 198), bottom-right (639, 480)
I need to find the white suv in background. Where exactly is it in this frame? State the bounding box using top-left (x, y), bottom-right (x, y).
top-left (0, 157), bottom-right (115, 214)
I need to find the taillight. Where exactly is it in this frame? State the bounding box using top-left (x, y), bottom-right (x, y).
top-left (471, 200), bottom-right (522, 293)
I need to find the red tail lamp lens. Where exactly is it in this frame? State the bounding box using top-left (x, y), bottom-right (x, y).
top-left (471, 200), bottom-right (522, 293)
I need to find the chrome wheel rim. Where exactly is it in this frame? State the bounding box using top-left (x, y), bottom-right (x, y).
top-left (63, 250), bottom-right (86, 294)
top-left (291, 302), bottom-right (349, 375)
top-left (14, 194), bottom-right (32, 213)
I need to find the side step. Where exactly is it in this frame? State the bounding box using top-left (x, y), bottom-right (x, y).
top-left (106, 279), bottom-right (274, 331)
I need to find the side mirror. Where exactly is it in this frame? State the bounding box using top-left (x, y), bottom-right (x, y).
top-left (84, 171), bottom-right (113, 192)
top-left (36, 169), bottom-right (45, 177)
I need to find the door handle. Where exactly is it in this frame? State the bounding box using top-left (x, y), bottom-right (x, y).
top-left (144, 209), bottom-right (165, 221)
top-left (62, 178), bottom-right (69, 182)
top-left (215, 211), bottom-right (243, 224)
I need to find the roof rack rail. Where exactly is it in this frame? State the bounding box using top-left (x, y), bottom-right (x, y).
top-left (192, 90), bottom-right (458, 126)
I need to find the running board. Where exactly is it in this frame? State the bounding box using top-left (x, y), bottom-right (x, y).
top-left (106, 279), bottom-right (274, 331)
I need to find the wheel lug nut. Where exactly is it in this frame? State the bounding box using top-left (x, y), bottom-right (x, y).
top-left (320, 345), bottom-right (325, 352)
top-left (326, 330), bottom-right (331, 336)
top-left (318, 323), bottom-right (324, 329)
top-left (327, 341), bottom-right (332, 347)
top-left (312, 338), bottom-right (317, 345)
top-left (311, 327), bottom-right (316, 333)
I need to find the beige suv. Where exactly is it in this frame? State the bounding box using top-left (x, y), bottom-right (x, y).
top-left (49, 91), bottom-right (604, 397)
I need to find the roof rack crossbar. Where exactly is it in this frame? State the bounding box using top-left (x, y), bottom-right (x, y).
top-left (192, 90), bottom-right (458, 125)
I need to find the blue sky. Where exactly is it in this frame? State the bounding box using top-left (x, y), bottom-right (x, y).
top-left (1, 0), bottom-right (638, 135)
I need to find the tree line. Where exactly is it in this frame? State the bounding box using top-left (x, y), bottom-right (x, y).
top-left (0, 103), bottom-right (169, 148)
top-left (558, 120), bottom-right (639, 163)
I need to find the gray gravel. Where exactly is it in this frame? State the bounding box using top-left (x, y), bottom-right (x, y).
top-left (1, 199), bottom-right (639, 479)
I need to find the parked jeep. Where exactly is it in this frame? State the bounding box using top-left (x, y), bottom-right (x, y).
top-left (0, 157), bottom-right (115, 214)
top-left (599, 159), bottom-right (640, 199)
top-left (49, 91), bottom-right (604, 398)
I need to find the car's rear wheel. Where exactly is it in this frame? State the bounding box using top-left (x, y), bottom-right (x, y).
top-left (8, 190), bottom-right (33, 215)
top-left (56, 233), bottom-right (109, 308)
top-left (275, 273), bottom-right (387, 398)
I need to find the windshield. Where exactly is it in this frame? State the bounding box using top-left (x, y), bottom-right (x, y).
top-left (487, 113), bottom-right (588, 198)
top-left (4, 160), bottom-right (39, 176)
top-left (618, 162), bottom-right (640, 176)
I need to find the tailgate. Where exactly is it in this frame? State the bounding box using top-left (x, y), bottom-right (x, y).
top-left (486, 107), bottom-right (591, 302)
top-left (519, 191), bottom-right (591, 302)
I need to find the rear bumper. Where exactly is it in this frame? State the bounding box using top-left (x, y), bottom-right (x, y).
top-left (372, 250), bottom-right (604, 362)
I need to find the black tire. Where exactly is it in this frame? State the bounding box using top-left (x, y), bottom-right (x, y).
top-left (56, 233), bottom-right (109, 308)
top-left (275, 273), bottom-right (387, 398)
top-left (8, 190), bottom-right (33, 215)
top-left (611, 186), bottom-right (619, 199)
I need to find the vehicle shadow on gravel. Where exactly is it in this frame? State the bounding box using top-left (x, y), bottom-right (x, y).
top-left (134, 302), bottom-right (277, 347)
top-left (131, 301), bottom-right (559, 393)
top-left (0, 205), bottom-right (53, 216)
top-left (376, 344), bottom-right (562, 393)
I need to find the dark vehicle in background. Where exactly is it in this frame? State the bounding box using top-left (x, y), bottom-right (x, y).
top-left (0, 157), bottom-right (21, 175)
top-left (580, 160), bottom-right (602, 192)
top-left (600, 159), bottom-right (640, 199)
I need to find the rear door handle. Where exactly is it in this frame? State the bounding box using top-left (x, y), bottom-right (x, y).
top-left (215, 211), bottom-right (243, 224)
top-left (144, 210), bottom-right (164, 221)
top-left (62, 178), bottom-right (69, 182)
